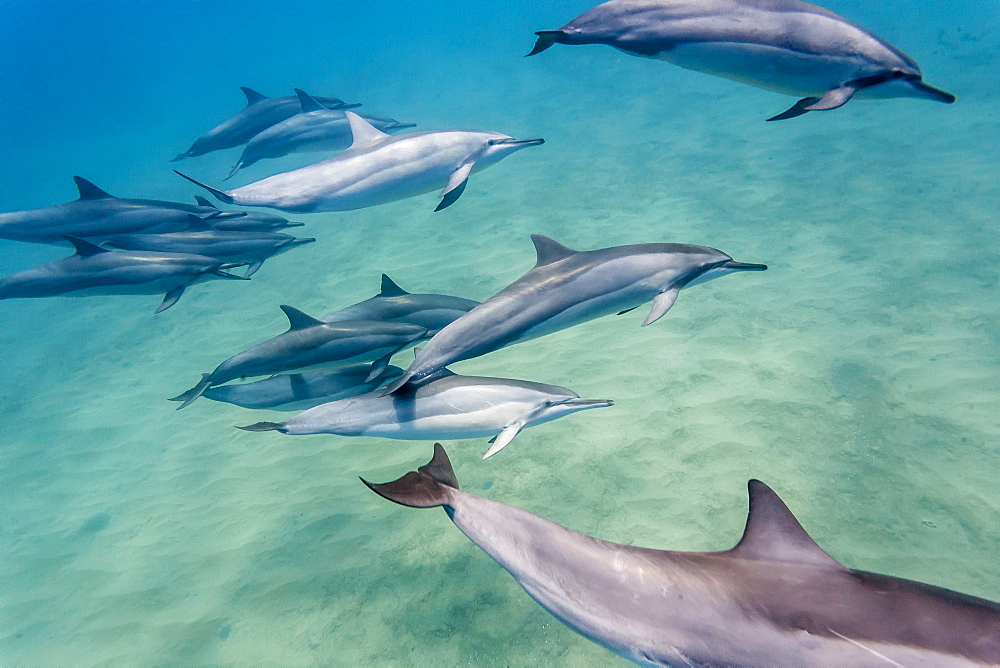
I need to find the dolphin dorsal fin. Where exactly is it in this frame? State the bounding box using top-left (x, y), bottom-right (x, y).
top-left (279, 305), bottom-right (325, 331)
top-left (241, 87), bottom-right (268, 106)
top-left (66, 236), bottom-right (109, 257)
top-left (345, 111), bottom-right (390, 150)
top-left (530, 234), bottom-right (577, 267)
top-left (379, 274), bottom-right (409, 297)
top-left (73, 176), bottom-right (114, 200)
top-left (185, 214), bottom-right (214, 231)
top-left (727, 480), bottom-right (843, 568)
top-left (194, 195), bottom-right (219, 210)
top-left (294, 88), bottom-right (326, 113)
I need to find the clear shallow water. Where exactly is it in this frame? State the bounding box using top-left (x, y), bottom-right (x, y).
top-left (1, 1), bottom-right (997, 665)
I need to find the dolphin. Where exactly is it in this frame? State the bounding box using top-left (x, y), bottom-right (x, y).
top-left (175, 307), bottom-right (429, 409)
top-left (383, 234), bottom-right (766, 393)
top-left (170, 364), bottom-right (404, 411)
top-left (174, 112), bottom-right (544, 213)
top-left (365, 444), bottom-right (1000, 666)
top-left (241, 369), bottom-right (612, 458)
top-left (0, 176), bottom-right (246, 245)
top-left (323, 274), bottom-right (479, 334)
top-left (0, 237), bottom-right (247, 313)
top-left (528, 0), bottom-right (956, 121)
top-left (193, 197), bottom-right (305, 231)
top-left (227, 89), bottom-right (417, 179)
top-left (172, 87), bottom-right (360, 161)
top-left (102, 215), bottom-right (315, 277)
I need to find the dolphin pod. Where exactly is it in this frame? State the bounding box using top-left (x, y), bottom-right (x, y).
top-left (365, 445), bottom-right (1000, 666)
top-left (528, 0), bottom-right (955, 121)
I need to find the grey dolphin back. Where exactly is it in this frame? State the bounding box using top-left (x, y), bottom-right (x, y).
top-left (361, 443), bottom-right (458, 508)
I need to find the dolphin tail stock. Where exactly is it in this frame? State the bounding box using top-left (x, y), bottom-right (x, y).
top-left (526, 30), bottom-right (566, 57)
top-left (361, 443), bottom-right (459, 508)
top-left (173, 170), bottom-right (235, 204)
top-left (173, 374), bottom-right (214, 410)
top-left (237, 421), bottom-right (286, 432)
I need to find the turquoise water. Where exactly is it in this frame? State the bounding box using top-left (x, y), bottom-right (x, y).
top-left (2, 1), bottom-right (998, 664)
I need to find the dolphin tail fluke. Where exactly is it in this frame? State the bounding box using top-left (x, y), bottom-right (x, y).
top-left (361, 443), bottom-right (459, 508)
top-left (238, 421), bottom-right (286, 432)
top-left (173, 374), bottom-right (213, 410)
top-left (156, 286), bottom-right (187, 313)
top-left (173, 170), bottom-right (235, 204)
top-left (526, 30), bottom-right (565, 57)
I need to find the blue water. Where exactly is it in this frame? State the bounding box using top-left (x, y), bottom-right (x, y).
top-left (1, 1), bottom-right (998, 664)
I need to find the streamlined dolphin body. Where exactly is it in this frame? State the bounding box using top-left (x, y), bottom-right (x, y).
top-left (175, 112), bottom-right (544, 213)
top-left (0, 177), bottom-right (245, 245)
top-left (384, 234), bottom-right (766, 392)
top-left (528, 0), bottom-right (955, 121)
top-left (193, 197), bottom-right (304, 231)
top-left (366, 445), bottom-right (1000, 665)
top-left (241, 371), bottom-right (612, 458)
top-left (228, 89), bottom-right (416, 178)
top-left (323, 274), bottom-right (479, 334)
top-left (175, 307), bottom-right (428, 409)
top-left (172, 87), bottom-right (359, 160)
top-left (0, 237), bottom-right (246, 313)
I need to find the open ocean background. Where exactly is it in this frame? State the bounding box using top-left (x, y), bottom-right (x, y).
top-left (1, 0), bottom-right (997, 664)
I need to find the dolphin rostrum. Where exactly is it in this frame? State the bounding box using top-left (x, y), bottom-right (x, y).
top-left (240, 369), bottom-right (612, 458)
top-left (0, 176), bottom-right (246, 245)
top-left (528, 0), bottom-right (955, 121)
top-left (0, 237), bottom-right (247, 313)
top-left (323, 274), bottom-right (479, 334)
top-left (192, 197), bottom-right (305, 231)
top-left (174, 112), bottom-right (543, 213)
top-left (172, 87), bottom-right (360, 161)
top-left (174, 307), bottom-right (429, 409)
top-left (365, 444), bottom-right (1000, 665)
top-left (227, 89), bottom-right (416, 179)
top-left (384, 234), bottom-right (766, 393)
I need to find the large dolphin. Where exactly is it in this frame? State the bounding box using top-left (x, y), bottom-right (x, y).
top-left (174, 112), bottom-right (544, 213)
top-left (227, 89), bottom-right (416, 179)
top-left (365, 445), bottom-right (1000, 665)
top-left (528, 0), bottom-right (955, 121)
top-left (323, 274), bottom-right (479, 334)
top-left (193, 197), bottom-right (305, 232)
top-left (175, 307), bottom-right (429, 409)
top-left (0, 237), bottom-right (247, 313)
top-left (170, 364), bottom-right (404, 411)
top-left (172, 87), bottom-right (360, 161)
top-left (384, 234), bottom-right (766, 393)
top-left (102, 216), bottom-right (315, 277)
top-left (240, 369), bottom-right (612, 458)
top-left (0, 177), bottom-right (246, 245)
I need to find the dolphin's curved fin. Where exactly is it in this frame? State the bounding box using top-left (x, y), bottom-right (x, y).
top-left (173, 171), bottom-right (235, 204)
top-left (294, 88), bottom-right (326, 113)
top-left (361, 443), bottom-right (459, 508)
top-left (156, 285), bottom-right (186, 314)
top-left (280, 304), bottom-right (325, 331)
top-left (484, 422), bottom-right (524, 459)
top-left (345, 111), bottom-right (390, 150)
top-left (185, 214), bottom-right (215, 231)
top-left (225, 162), bottom-right (244, 181)
top-left (73, 176), bottom-right (114, 200)
top-left (66, 236), bottom-right (109, 257)
top-left (379, 274), bottom-right (409, 297)
top-left (436, 162), bottom-right (474, 212)
top-left (805, 86), bottom-right (857, 112)
top-left (531, 234), bottom-right (578, 267)
top-left (527, 30), bottom-right (566, 57)
top-left (241, 86), bottom-right (268, 106)
top-left (173, 373), bottom-right (213, 409)
top-left (641, 288), bottom-right (679, 327)
top-left (238, 421), bottom-right (285, 432)
top-left (244, 260), bottom-right (264, 278)
top-left (725, 480), bottom-right (843, 569)
top-left (766, 97), bottom-right (822, 122)
top-left (194, 196), bottom-right (219, 210)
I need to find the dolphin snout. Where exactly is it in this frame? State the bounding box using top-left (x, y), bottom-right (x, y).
top-left (491, 138), bottom-right (545, 147)
top-left (722, 261), bottom-right (767, 272)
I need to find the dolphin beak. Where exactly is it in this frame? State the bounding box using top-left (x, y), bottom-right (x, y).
top-left (282, 222), bottom-right (306, 228)
top-left (290, 238), bottom-right (317, 247)
top-left (910, 80), bottom-right (956, 104)
top-left (561, 398), bottom-right (615, 409)
top-left (492, 138), bottom-right (545, 148)
top-left (722, 261), bottom-right (768, 272)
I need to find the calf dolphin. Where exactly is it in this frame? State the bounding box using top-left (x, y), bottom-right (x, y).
top-left (175, 307), bottom-right (428, 409)
top-left (172, 87), bottom-right (360, 160)
top-left (323, 274), bottom-right (479, 334)
top-left (365, 445), bottom-right (1000, 665)
top-left (0, 237), bottom-right (247, 313)
top-left (193, 197), bottom-right (305, 231)
top-left (384, 234), bottom-right (766, 393)
top-left (174, 112), bottom-right (543, 213)
top-left (0, 176), bottom-right (245, 245)
top-left (528, 0), bottom-right (955, 121)
top-left (227, 89), bottom-right (416, 179)
top-left (241, 369), bottom-right (612, 458)
top-left (170, 364), bottom-right (404, 411)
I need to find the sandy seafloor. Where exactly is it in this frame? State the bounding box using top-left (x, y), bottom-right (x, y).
top-left (1, 0), bottom-right (998, 665)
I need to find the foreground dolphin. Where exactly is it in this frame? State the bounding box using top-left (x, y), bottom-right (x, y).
top-left (172, 87), bottom-right (359, 160)
top-left (323, 274), bottom-right (479, 334)
top-left (384, 234), bottom-right (766, 393)
top-left (528, 0), bottom-right (955, 121)
top-left (170, 364), bottom-right (403, 411)
top-left (227, 89), bottom-right (416, 179)
top-left (0, 237), bottom-right (246, 313)
top-left (241, 369), bottom-right (612, 458)
top-left (175, 307), bottom-right (428, 409)
top-left (193, 197), bottom-right (305, 231)
top-left (0, 176), bottom-right (245, 245)
top-left (366, 445), bottom-right (1000, 665)
top-left (102, 216), bottom-right (315, 277)
top-left (175, 112), bottom-right (544, 213)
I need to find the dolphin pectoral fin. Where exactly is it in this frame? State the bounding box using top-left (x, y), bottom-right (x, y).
top-left (435, 163), bottom-right (473, 212)
top-left (244, 260), bottom-right (264, 278)
top-left (805, 86), bottom-right (857, 112)
top-left (483, 422), bottom-right (524, 459)
top-left (174, 374), bottom-right (213, 409)
top-left (526, 30), bottom-right (565, 57)
top-left (617, 305), bottom-right (640, 316)
top-left (366, 352), bottom-right (394, 382)
top-left (225, 162), bottom-right (243, 181)
top-left (156, 286), bottom-right (186, 313)
top-left (766, 97), bottom-right (821, 122)
top-left (361, 443), bottom-right (459, 508)
top-left (238, 421), bottom-right (286, 432)
top-left (641, 288), bottom-right (679, 327)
